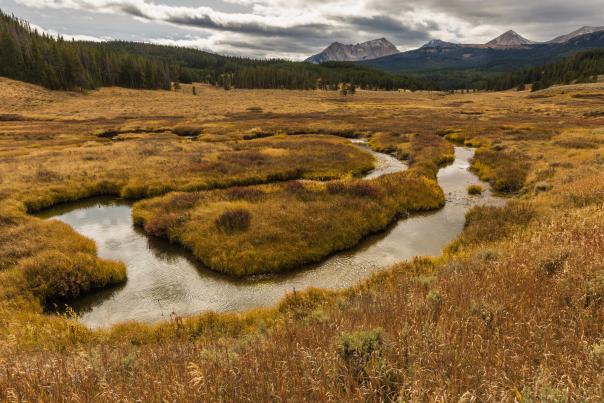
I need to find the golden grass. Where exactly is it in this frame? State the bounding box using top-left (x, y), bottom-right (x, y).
top-left (131, 131), bottom-right (450, 276)
top-left (0, 77), bottom-right (603, 400)
top-left (471, 147), bottom-right (530, 193)
top-left (133, 172), bottom-right (443, 276)
top-left (0, 133), bottom-right (373, 212)
top-left (467, 184), bottom-right (483, 195)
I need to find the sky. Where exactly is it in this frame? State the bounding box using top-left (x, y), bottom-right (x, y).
top-left (1, 0), bottom-right (603, 60)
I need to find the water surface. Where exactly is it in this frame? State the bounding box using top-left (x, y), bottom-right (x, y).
top-left (38, 146), bottom-right (501, 327)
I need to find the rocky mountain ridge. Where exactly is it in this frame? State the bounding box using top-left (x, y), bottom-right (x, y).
top-left (305, 38), bottom-right (398, 63)
top-left (307, 26), bottom-right (604, 63)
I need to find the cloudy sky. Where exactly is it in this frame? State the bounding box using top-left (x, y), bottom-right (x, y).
top-left (1, 0), bottom-right (603, 59)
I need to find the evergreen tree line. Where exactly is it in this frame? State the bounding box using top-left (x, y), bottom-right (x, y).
top-left (0, 10), bottom-right (424, 92)
top-left (95, 42), bottom-right (426, 91)
top-left (0, 11), bottom-right (172, 90)
top-left (2, 9), bottom-right (602, 93)
top-left (484, 50), bottom-right (604, 91)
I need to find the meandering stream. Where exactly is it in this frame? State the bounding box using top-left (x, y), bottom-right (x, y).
top-left (37, 144), bottom-right (501, 328)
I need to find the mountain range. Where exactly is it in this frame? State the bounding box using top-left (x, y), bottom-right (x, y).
top-left (548, 26), bottom-right (604, 44)
top-left (305, 38), bottom-right (398, 63)
top-left (307, 27), bottom-right (604, 74)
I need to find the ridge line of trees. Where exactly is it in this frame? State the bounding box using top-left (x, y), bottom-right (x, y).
top-left (484, 49), bottom-right (604, 91)
top-left (1, 10), bottom-right (602, 93)
top-left (0, 10), bottom-right (425, 92)
top-left (0, 11), bottom-right (172, 90)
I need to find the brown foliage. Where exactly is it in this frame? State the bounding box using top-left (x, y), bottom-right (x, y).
top-left (215, 208), bottom-right (252, 233)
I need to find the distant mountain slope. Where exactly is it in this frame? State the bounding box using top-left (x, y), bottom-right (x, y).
top-left (548, 26), bottom-right (604, 44)
top-left (420, 40), bottom-right (458, 49)
top-left (360, 31), bottom-right (604, 73)
top-left (486, 30), bottom-right (535, 47)
top-left (306, 38), bottom-right (398, 64)
top-left (485, 49), bottom-right (604, 91)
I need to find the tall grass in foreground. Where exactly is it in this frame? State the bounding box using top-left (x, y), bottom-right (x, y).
top-left (1, 78), bottom-right (603, 400)
top-left (1, 198), bottom-right (603, 400)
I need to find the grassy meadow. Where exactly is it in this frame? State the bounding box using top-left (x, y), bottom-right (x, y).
top-left (132, 170), bottom-right (444, 276)
top-left (131, 132), bottom-right (451, 276)
top-left (0, 77), bottom-right (603, 400)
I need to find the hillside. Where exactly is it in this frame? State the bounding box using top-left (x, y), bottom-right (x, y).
top-left (306, 38), bottom-right (399, 63)
top-left (549, 26), bottom-right (604, 43)
top-left (486, 49), bottom-right (604, 91)
top-left (0, 11), bottom-right (422, 91)
top-left (485, 30), bottom-right (535, 47)
top-left (0, 11), bottom-right (172, 90)
top-left (4, 10), bottom-right (604, 93)
top-left (361, 31), bottom-right (604, 74)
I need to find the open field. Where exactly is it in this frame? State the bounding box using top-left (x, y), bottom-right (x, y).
top-left (0, 77), bottom-right (603, 400)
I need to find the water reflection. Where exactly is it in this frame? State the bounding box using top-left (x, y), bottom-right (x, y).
top-left (38, 146), bottom-right (501, 328)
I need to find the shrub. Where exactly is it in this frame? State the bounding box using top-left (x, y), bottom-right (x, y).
top-left (467, 184), bottom-right (483, 195)
top-left (346, 181), bottom-right (382, 198)
top-left (95, 128), bottom-right (120, 138)
top-left (534, 182), bottom-right (552, 193)
top-left (20, 251), bottom-right (126, 303)
top-left (337, 328), bottom-right (384, 364)
top-left (426, 290), bottom-right (442, 311)
top-left (584, 276), bottom-right (604, 309)
top-left (283, 180), bottom-right (309, 198)
top-left (492, 165), bottom-right (527, 193)
top-left (144, 213), bottom-right (185, 237)
top-left (215, 209), bottom-right (251, 233)
top-left (538, 250), bottom-right (571, 276)
top-left (0, 113), bottom-right (24, 121)
top-left (592, 340), bottom-right (604, 358)
top-left (172, 126), bottom-right (202, 137)
top-left (242, 128), bottom-right (273, 140)
top-left (336, 328), bottom-right (401, 397)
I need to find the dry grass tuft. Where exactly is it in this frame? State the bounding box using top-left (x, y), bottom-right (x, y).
top-left (467, 184), bottom-right (483, 195)
top-left (215, 208), bottom-right (252, 233)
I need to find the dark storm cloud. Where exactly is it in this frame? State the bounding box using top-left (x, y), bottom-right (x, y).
top-left (337, 15), bottom-right (436, 42)
top-left (7, 0), bottom-right (604, 58)
top-left (400, 0), bottom-right (604, 40)
top-left (219, 36), bottom-right (318, 53)
top-left (166, 14), bottom-right (331, 39)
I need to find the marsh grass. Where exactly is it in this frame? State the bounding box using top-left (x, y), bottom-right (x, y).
top-left (368, 131), bottom-right (454, 175)
top-left (215, 208), bottom-right (251, 233)
top-left (467, 184), bottom-right (483, 195)
top-left (447, 201), bottom-right (537, 252)
top-left (1, 78), bottom-right (604, 400)
top-left (133, 131), bottom-right (450, 276)
top-left (4, 134), bottom-right (373, 212)
top-left (2, 202), bottom-right (604, 401)
top-left (133, 171), bottom-right (445, 276)
top-left (471, 147), bottom-right (530, 193)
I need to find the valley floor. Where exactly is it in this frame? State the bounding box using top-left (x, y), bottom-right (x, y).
top-left (0, 78), bottom-right (603, 400)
